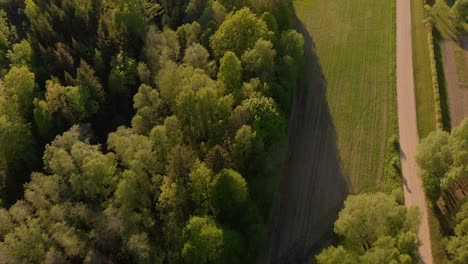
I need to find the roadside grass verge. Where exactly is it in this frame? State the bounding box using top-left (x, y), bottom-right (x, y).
top-left (293, 0), bottom-right (396, 191)
top-left (411, 0), bottom-right (437, 138)
top-left (382, 0), bottom-right (401, 192)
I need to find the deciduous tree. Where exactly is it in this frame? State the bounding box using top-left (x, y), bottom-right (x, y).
top-left (210, 7), bottom-right (269, 59)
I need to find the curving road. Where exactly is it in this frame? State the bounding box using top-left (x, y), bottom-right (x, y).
top-left (396, 0), bottom-right (433, 263)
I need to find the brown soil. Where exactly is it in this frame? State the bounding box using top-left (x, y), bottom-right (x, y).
top-left (441, 39), bottom-right (468, 128)
top-left (265, 21), bottom-right (348, 263)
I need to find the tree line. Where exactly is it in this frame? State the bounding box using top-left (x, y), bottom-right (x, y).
top-left (0, 0), bottom-right (304, 263)
top-left (416, 118), bottom-right (468, 264)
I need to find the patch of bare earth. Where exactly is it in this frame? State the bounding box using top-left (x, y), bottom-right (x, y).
top-left (441, 39), bottom-right (468, 128)
top-left (265, 22), bottom-right (348, 264)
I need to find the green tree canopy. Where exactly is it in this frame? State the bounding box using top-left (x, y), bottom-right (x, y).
top-left (210, 7), bottom-right (269, 59)
top-left (175, 86), bottom-right (233, 142)
top-left (182, 216), bottom-right (223, 264)
top-left (241, 38), bottom-right (276, 82)
top-left (416, 118), bottom-right (468, 202)
top-left (241, 94), bottom-right (284, 145)
top-left (183, 43), bottom-right (215, 76)
top-left (7, 40), bottom-right (32, 68)
top-left (210, 169), bottom-right (248, 222)
top-left (317, 192), bottom-right (421, 263)
top-left (445, 203), bottom-right (468, 264)
top-left (4, 66), bottom-right (36, 118)
top-left (131, 84), bottom-right (164, 135)
top-left (188, 161), bottom-right (213, 214)
top-left (218, 51), bottom-right (242, 98)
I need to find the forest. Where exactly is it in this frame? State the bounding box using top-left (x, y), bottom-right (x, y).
top-left (0, 0), bottom-right (305, 263)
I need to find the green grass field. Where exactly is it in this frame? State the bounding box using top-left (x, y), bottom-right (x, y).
top-left (411, 0), bottom-right (437, 139)
top-left (293, 0), bottom-right (397, 191)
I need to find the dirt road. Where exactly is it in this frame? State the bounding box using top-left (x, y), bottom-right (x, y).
top-left (396, 0), bottom-right (433, 263)
top-left (265, 22), bottom-right (348, 263)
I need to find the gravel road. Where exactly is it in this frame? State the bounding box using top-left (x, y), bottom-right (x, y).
top-left (396, 0), bottom-right (433, 263)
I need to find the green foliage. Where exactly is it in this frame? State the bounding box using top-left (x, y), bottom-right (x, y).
top-left (218, 51), bottom-right (242, 97)
top-left (444, 203), bottom-right (468, 264)
top-left (0, 0), bottom-right (303, 262)
top-left (241, 38), bottom-right (276, 82)
top-left (182, 216), bottom-right (223, 263)
top-left (76, 60), bottom-right (105, 103)
top-left (188, 161), bottom-right (213, 214)
top-left (185, 0), bottom-right (210, 22)
top-left (416, 119), bottom-right (468, 202)
top-left (425, 0), bottom-right (468, 40)
top-left (183, 43), bottom-right (215, 76)
top-left (205, 145), bottom-right (233, 173)
top-left (0, 66), bottom-right (37, 204)
top-left (0, 113), bottom-right (36, 200)
top-left (317, 192), bottom-right (421, 263)
top-left (7, 40), bottom-right (32, 68)
top-left (451, 0), bottom-right (468, 33)
top-left (114, 0), bottom-right (147, 38)
top-left (126, 232), bottom-right (151, 264)
top-left (261, 12), bottom-right (278, 34)
top-left (334, 192), bottom-right (419, 252)
top-left (43, 127), bottom-right (118, 205)
top-left (241, 94), bottom-right (285, 146)
top-left (0, 10), bottom-right (14, 68)
top-left (220, 228), bottom-right (246, 263)
top-left (38, 78), bottom-right (98, 124)
top-left (108, 126), bottom-right (161, 174)
top-left (159, 0), bottom-right (190, 27)
top-left (175, 86), bottom-right (233, 142)
top-left (210, 169), bottom-right (248, 221)
top-left (231, 125), bottom-right (256, 170)
top-left (144, 26), bottom-right (180, 73)
top-left (0, 126), bottom-right (117, 262)
top-left (0, 10), bottom-right (12, 50)
top-left (426, 28), bottom-right (443, 130)
top-left (218, 0), bottom-right (245, 11)
top-left (108, 51), bottom-right (138, 97)
top-left (316, 246), bottom-right (357, 264)
top-left (177, 21), bottom-right (202, 50)
top-left (247, 0), bottom-right (295, 30)
top-left (156, 62), bottom-right (217, 110)
top-left (210, 7), bottom-right (269, 59)
top-left (150, 116), bottom-right (184, 161)
top-left (274, 29), bottom-right (304, 111)
top-left (3, 66), bottom-right (35, 118)
top-left (132, 84), bottom-right (164, 135)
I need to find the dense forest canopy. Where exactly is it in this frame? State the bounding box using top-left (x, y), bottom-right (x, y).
top-left (0, 0), bottom-right (304, 262)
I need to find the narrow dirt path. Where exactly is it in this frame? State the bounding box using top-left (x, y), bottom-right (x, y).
top-left (396, 0), bottom-right (433, 263)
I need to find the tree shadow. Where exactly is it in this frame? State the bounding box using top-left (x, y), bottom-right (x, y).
top-left (265, 19), bottom-right (349, 263)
